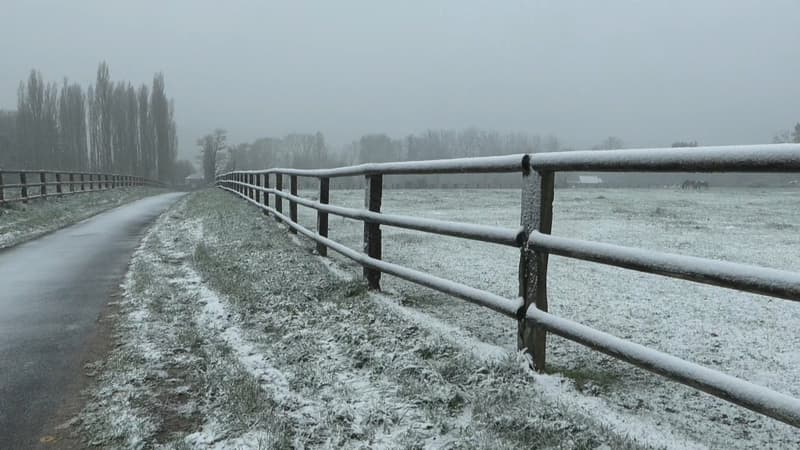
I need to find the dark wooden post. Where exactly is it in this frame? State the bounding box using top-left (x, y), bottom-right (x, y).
top-left (56, 173), bottom-right (63, 196)
top-left (0, 171), bottom-right (4, 203)
top-left (275, 174), bottom-right (283, 219)
top-left (40, 171), bottom-right (47, 199)
top-left (518, 164), bottom-right (555, 372)
top-left (20, 172), bottom-right (28, 203)
top-left (262, 173), bottom-right (270, 215)
top-left (250, 174), bottom-right (256, 199)
top-left (363, 174), bottom-right (383, 289)
top-left (254, 174), bottom-right (261, 203)
top-left (289, 175), bottom-right (298, 233)
top-left (69, 173), bottom-right (75, 193)
top-left (317, 177), bottom-right (330, 256)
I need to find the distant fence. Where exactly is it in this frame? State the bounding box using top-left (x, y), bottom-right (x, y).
top-left (0, 169), bottom-right (161, 205)
top-left (217, 143), bottom-right (800, 428)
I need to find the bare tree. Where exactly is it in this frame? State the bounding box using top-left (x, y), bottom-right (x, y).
top-left (199, 128), bottom-right (227, 183)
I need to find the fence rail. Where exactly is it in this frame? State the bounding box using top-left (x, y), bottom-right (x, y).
top-left (0, 169), bottom-right (160, 205)
top-left (217, 143), bottom-right (800, 428)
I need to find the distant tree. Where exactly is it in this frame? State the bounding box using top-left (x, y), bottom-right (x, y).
top-left (592, 136), bottom-right (625, 150)
top-left (173, 159), bottom-right (196, 184)
top-left (89, 62), bottom-right (113, 171)
top-left (151, 73), bottom-right (175, 182)
top-left (359, 133), bottom-right (400, 163)
top-left (16, 70), bottom-right (60, 169)
top-left (226, 142), bottom-right (250, 171)
top-left (0, 111), bottom-right (17, 167)
top-left (772, 123), bottom-right (800, 144)
top-left (199, 128), bottom-right (226, 183)
top-left (137, 84), bottom-right (155, 178)
top-left (58, 79), bottom-right (88, 170)
top-left (671, 141), bottom-right (698, 148)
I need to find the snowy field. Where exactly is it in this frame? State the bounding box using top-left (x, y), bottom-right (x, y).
top-left (74, 190), bottom-right (657, 449)
top-left (0, 187), bottom-right (166, 249)
top-left (71, 187), bottom-right (800, 449)
top-left (291, 186), bottom-right (800, 448)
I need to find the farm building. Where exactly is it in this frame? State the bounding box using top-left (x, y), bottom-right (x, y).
top-left (566, 175), bottom-right (603, 187)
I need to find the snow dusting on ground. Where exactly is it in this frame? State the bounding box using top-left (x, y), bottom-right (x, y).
top-left (293, 186), bottom-right (800, 448)
top-left (72, 190), bottom-right (665, 449)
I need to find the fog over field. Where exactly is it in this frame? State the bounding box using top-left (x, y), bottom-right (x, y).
top-left (3, 1), bottom-right (800, 448)
top-left (2, 0), bottom-right (800, 161)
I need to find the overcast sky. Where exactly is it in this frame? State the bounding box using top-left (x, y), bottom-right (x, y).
top-left (2, 0), bottom-right (799, 157)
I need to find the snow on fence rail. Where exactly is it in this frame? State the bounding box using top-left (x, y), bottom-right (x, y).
top-left (217, 143), bottom-right (800, 428)
top-left (0, 169), bottom-right (161, 205)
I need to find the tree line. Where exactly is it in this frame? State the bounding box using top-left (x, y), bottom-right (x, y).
top-left (201, 123), bottom-right (800, 189)
top-left (199, 128), bottom-right (561, 188)
top-left (0, 62), bottom-right (185, 183)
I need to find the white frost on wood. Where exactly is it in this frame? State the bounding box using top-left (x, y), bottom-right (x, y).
top-left (529, 231), bottom-right (800, 301)
top-left (224, 153), bottom-right (527, 178)
top-left (531, 143), bottom-right (800, 172)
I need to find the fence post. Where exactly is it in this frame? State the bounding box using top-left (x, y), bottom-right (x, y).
top-left (69, 173), bottom-right (75, 193)
top-left (40, 171), bottom-right (47, 199)
top-left (21, 172), bottom-right (28, 203)
top-left (0, 171), bottom-right (4, 203)
top-left (275, 174), bottom-right (283, 219)
top-left (263, 173), bottom-right (270, 215)
top-left (363, 174), bottom-right (383, 289)
top-left (56, 173), bottom-right (63, 196)
top-left (254, 174), bottom-right (261, 203)
top-left (518, 162), bottom-right (555, 372)
top-left (251, 174), bottom-right (256, 200)
top-left (289, 175), bottom-right (298, 233)
top-left (317, 177), bottom-right (330, 256)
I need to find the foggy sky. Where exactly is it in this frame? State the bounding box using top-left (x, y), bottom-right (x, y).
top-left (2, 0), bottom-right (799, 159)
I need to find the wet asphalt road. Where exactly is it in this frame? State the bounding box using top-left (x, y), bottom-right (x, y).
top-left (0, 193), bottom-right (183, 449)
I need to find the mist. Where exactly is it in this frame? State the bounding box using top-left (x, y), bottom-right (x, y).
top-left (2, 0), bottom-right (799, 160)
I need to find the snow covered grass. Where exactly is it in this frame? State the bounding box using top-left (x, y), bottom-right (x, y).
top-left (0, 187), bottom-right (166, 248)
top-left (291, 186), bottom-right (800, 448)
top-left (74, 189), bottom-right (657, 449)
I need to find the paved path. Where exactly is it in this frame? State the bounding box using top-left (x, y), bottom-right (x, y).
top-left (0, 193), bottom-right (183, 449)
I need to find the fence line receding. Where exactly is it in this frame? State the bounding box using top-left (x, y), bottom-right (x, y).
top-left (217, 143), bottom-right (800, 428)
top-left (0, 169), bottom-right (160, 205)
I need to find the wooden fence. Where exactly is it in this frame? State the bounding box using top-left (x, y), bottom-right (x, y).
top-left (0, 169), bottom-right (159, 205)
top-left (217, 143), bottom-right (800, 428)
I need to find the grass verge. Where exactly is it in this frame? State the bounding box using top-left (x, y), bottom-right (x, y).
top-left (67, 189), bottom-right (664, 449)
